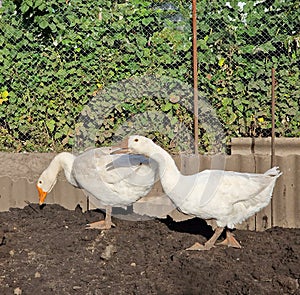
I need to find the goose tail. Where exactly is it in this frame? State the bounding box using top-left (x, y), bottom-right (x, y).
top-left (264, 166), bottom-right (282, 178)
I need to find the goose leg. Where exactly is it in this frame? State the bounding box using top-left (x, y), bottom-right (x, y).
top-left (186, 227), bottom-right (224, 251)
top-left (86, 206), bottom-right (116, 230)
top-left (217, 229), bottom-right (241, 248)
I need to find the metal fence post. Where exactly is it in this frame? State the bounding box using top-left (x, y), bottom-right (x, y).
top-left (192, 0), bottom-right (198, 155)
top-left (271, 67), bottom-right (276, 227)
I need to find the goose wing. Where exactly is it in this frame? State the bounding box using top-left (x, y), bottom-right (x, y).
top-left (73, 148), bottom-right (156, 187)
top-left (210, 168), bottom-right (281, 204)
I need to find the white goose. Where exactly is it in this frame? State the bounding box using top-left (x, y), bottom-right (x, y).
top-left (114, 135), bottom-right (282, 250)
top-left (37, 147), bottom-right (157, 230)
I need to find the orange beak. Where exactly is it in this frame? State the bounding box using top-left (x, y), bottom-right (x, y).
top-left (37, 185), bottom-right (47, 205)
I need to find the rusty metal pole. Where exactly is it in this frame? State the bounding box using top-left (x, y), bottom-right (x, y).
top-left (271, 68), bottom-right (276, 167)
top-left (192, 0), bottom-right (199, 154)
top-left (271, 67), bottom-right (276, 227)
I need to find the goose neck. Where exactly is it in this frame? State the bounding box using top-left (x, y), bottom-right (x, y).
top-left (49, 152), bottom-right (75, 183)
top-left (148, 145), bottom-right (182, 191)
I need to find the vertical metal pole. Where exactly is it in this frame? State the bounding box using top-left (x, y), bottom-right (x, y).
top-left (271, 68), bottom-right (276, 167)
top-left (192, 0), bottom-right (199, 154)
top-left (271, 67), bottom-right (276, 227)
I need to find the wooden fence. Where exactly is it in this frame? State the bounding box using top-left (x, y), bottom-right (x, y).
top-left (0, 149), bottom-right (299, 230)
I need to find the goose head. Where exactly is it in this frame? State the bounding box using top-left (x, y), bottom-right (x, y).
top-left (36, 152), bottom-right (75, 205)
top-left (36, 169), bottom-right (57, 205)
top-left (112, 136), bottom-right (168, 165)
top-left (116, 135), bottom-right (154, 156)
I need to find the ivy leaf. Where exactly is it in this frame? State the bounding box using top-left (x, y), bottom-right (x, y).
top-left (161, 102), bottom-right (173, 112)
top-left (46, 120), bottom-right (55, 133)
top-left (1, 90), bottom-right (9, 99)
top-left (0, 90), bottom-right (9, 105)
top-left (226, 110), bottom-right (237, 125)
top-left (142, 17), bottom-right (154, 26)
top-left (39, 19), bottom-right (49, 29)
top-left (20, 4), bottom-right (30, 13)
top-left (218, 57), bottom-right (226, 67)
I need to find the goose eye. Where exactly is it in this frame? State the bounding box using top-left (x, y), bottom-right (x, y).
top-left (134, 138), bottom-right (139, 142)
top-left (38, 180), bottom-right (43, 184)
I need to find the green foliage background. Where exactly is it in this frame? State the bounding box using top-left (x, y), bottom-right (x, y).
top-left (0, 0), bottom-right (299, 152)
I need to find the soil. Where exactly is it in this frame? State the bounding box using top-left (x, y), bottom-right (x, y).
top-left (0, 204), bottom-right (299, 295)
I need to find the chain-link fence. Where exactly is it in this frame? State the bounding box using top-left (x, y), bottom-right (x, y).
top-left (0, 0), bottom-right (299, 153)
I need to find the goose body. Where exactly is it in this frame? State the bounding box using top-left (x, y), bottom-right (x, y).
top-left (118, 135), bottom-right (282, 250)
top-left (37, 147), bottom-right (157, 229)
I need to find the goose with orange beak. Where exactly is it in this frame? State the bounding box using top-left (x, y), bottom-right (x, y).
top-left (37, 147), bottom-right (158, 230)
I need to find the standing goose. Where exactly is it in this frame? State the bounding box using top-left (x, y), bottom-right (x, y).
top-left (114, 135), bottom-right (282, 250)
top-left (37, 147), bottom-right (157, 230)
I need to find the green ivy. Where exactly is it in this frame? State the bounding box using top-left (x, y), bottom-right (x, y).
top-left (0, 0), bottom-right (299, 152)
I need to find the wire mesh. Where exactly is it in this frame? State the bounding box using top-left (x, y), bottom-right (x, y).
top-left (0, 0), bottom-right (299, 153)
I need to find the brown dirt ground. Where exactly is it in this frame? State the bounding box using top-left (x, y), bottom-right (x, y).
top-left (0, 203), bottom-right (299, 295)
